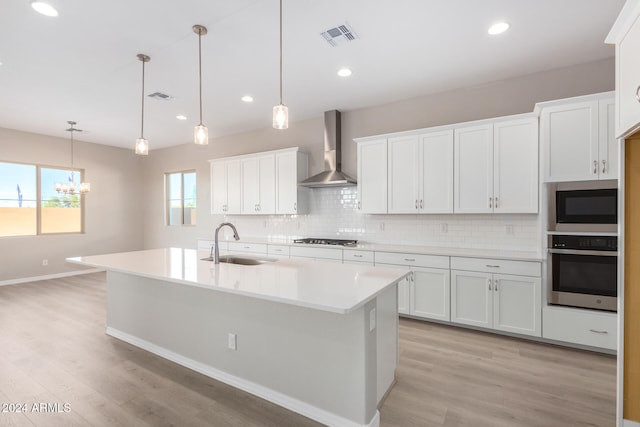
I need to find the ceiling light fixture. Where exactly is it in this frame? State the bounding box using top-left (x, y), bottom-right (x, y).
top-left (337, 68), bottom-right (352, 77)
top-left (176, 115), bottom-right (187, 120)
top-left (30, 1), bottom-right (58, 17)
top-left (488, 22), bottom-right (510, 35)
top-left (193, 24), bottom-right (209, 145)
top-left (135, 54), bottom-right (151, 155)
top-left (241, 95), bottom-right (254, 103)
top-left (55, 121), bottom-right (90, 195)
top-left (273, 0), bottom-right (288, 130)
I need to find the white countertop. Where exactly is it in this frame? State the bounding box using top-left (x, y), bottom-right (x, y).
top-left (67, 248), bottom-right (410, 315)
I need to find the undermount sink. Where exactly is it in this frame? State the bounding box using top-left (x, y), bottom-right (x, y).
top-left (201, 255), bottom-right (277, 266)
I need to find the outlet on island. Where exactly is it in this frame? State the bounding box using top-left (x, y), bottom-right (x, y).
top-left (228, 333), bottom-right (237, 350)
top-left (42, 259), bottom-right (48, 266)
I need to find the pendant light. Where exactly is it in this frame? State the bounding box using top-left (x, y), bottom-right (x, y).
top-left (273, 0), bottom-right (288, 129)
top-left (193, 24), bottom-right (209, 145)
top-left (135, 53), bottom-right (151, 155)
top-left (55, 121), bottom-right (90, 195)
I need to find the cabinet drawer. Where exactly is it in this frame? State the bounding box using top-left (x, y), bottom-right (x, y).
top-left (375, 251), bottom-right (449, 269)
top-left (542, 306), bottom-right (617, 350)
top-left (267, 245), bottom-right (290, 257)
top-left (289, 246), bottom-right (343, 260)
top-left (343, 249), bottom-right (374, 264)
top-left (450, 257), bottom-right (540, 277)
top-left (227, 242), bottom-right (268, 254)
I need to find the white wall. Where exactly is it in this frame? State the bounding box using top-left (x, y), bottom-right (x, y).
top-left (142, 58), bottom-right (614, 251)
top-left (0, 128), bottom-right (145, 281)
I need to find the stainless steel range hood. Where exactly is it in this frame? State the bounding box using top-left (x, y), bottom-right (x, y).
top-left (299, 110), bottom-right (357, 187)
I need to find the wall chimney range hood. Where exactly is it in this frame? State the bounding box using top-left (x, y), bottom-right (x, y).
top-left (299, 110), bottom-right (357, 187)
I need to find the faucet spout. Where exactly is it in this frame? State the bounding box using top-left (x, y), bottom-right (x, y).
top-left (214, 222), bottom-right (240, 264)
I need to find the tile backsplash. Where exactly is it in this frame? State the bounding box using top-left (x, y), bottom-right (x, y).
top-left (224, 187), bottom-right (541, 252)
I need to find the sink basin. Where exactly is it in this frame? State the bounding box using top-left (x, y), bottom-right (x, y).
top-left (201, 255), bottom-right (276, 266)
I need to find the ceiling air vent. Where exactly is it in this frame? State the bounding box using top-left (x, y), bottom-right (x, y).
top-left (321, 23), bottom-right (358, 47)
top-left (147, 91), bottom-right (175, 101)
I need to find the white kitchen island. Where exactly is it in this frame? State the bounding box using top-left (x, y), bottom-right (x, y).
top-left (67, 248), bottom-right (410, 427)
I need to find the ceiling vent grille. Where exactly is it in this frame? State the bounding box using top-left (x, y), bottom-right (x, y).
top-left (147, 91), bottom-right (175, 101)
top-left (321, 23), bottom-right (358, 47)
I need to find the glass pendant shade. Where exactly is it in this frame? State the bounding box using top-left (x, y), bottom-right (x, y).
top-left (135, 137), bottom-right (149, 155)
top-left (194, 124), bottom-right (209, 145)
top-left (79, 182), bottom-right (91, 193)
top-left (273, 104), bottom-right (288, 129)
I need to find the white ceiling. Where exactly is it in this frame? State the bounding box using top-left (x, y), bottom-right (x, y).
top-left (0, 0), bottom-right (625, 150)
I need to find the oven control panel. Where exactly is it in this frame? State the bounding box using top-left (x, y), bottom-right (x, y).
top-left (551, 235), bottom-right (618, 251)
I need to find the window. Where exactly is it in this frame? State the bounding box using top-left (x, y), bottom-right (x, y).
top-left (0, 161), bottom-right (84, 237)
top-left (166, 171), bottom-right (196, 226)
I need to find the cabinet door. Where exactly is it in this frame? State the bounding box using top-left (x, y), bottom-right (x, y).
top-left (492, 274), bottom-right (541, 337)
top-left (618, 15), bottom-right (640, 137)
top-left (451, 270), bottom-right (492, 328)
top-left (258, 155), bottom-right (276, 214)
top-left (541, 101), bottom-right (599, 182)
top-left (226, 160), bottom-right (242, 214)
top-left (241, 157), bottom-right (260, 214)
top-left (420, 130), bottom-right (454, 213)
top-left (598, 98), bottom-right (618, 179)
top-left (411, 267), bottom-right (450, 322)
top-left (210, 161), bottom-right (227, 214)
top-left (397, 276), bottom-right (410, 315)
top-left (387, 135), bottom-right (420, 213)
top-left (493, 118), bottom-right (539, 213)
top-left (454, 124), bottom-right (493, 213)
top-left (357, 139), bottom-right (387, 213)
top-left (276, 151), bottom-right (298, 214)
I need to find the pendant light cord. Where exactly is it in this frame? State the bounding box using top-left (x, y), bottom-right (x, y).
top-left (279, 0), bottom-right (283, 105)
top-left (198, 28), bottom-right (203, 126)
top-left (140, 59), bottom-right (146, 139)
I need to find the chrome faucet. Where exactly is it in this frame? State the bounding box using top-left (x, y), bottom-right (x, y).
top-left (214, 222), bottom-right (240, 264)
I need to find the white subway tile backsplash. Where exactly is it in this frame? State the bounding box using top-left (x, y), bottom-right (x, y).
top-left (224, 186), bottom-right (540, 251)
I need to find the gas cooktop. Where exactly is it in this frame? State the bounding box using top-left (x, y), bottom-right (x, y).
top-left (293, 238), bottom-right (358, 247)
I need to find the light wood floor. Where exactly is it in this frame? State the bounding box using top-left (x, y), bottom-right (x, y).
top-left (0, 273), bottom-right (616, 427)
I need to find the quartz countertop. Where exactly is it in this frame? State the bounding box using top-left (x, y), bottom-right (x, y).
top-left (66, 248), bottom-right (410, 314)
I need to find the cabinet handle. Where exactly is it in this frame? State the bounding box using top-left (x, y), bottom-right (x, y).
top-left (494, 279), bottom-right (499, 291)
top-left (636, 85), bottom-right (640, 102)
top-left (589, 329), bottom-right (609, 335)
top-left (593, 160), bottom-right (598, 174)
top-left (488, 279), bottom-right (492, 291)
top-left (495, 197), bottom-right (499, 208)
top-left (353, 254), bottom-right (363, 258)
top-left (244, 246), bottom-right (251, 249)
top-left (293, 202), bottom-right (297, 211)
top-left (602, 160), bottom-right (606, 174)
top-left (415, 199), bottom-right (418, 209)
top-left (420, 199), bottom-right (424, 209)
top-left (489, 197), bottom-right (493, 208)
top-left (404, 258), bottom-right (416, 262)
top-left (358, 201), bottom-right (361, 210)
top-left (486, 264), bottom-right (500, 268)
top-left (274, 248), bottom-right (282, 252)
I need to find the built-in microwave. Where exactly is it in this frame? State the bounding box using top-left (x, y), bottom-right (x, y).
top-left (549, 180), bottom-right (618, 232)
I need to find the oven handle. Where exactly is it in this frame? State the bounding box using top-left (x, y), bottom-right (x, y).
top-left (548, 248), bottom-right (618, 256)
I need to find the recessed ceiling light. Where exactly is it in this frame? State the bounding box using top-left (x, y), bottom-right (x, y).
top-left (488, 22), bottom-right (509, 35)
top-left (337, 68), bottom-right (352, 77)
top-left (31, 1), bottom-right (59, 17)
top-left (176, 115), bottom-right (187, 120)
top-left (241, 95), bottom-right (254, 103)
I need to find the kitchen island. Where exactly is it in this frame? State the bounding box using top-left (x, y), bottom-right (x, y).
top-left (67, 248), bottom-right (410, 427)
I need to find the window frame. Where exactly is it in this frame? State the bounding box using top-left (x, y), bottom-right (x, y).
top-left (0, 160), bottom-right (86, 237)
top-left (165, 169), bottom-right (196, 227)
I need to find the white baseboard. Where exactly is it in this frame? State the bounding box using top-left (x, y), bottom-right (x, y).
top-left (0, 268), bottom-right (104, 286)
top-left (624, 419), bottom-right (640, 427)
top-left (106, 327), bottom-right (379, 427)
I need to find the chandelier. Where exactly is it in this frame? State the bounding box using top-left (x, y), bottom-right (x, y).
top-left (55, 121), bottom-right (90, 195)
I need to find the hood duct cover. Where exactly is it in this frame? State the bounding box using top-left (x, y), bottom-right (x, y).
top-left (299, 110), bottom-right (357, 187)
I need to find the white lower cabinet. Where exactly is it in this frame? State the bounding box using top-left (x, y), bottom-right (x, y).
top-left (542, 305), bottom-right (617, 350)
top-left (450, 257), bottom-right (542, 337)
top-left (375, 251), bottom-right (450, 321)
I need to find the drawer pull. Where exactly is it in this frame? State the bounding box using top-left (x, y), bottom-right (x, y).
top-left (404, 258), bottom-right (416, 262)
top-left (486, 264), bottom-right (500, 268)
top-left (244, 246), bottom-right (251, 249)
top-left (273, 249), bottom-right (282, 252)
top-left (353, 254), bottom-right (363, 258)
top-left (589, 329), bottom-right (609, 335)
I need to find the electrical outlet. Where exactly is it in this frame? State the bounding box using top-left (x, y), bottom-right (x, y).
top-left (440, 223), bottom-right (448, 233)
top-left (369, 308), bottom-right (377, 332)
top-left (379, 222), bottom-right (385, 231)
top-left (506, 224), bottom-right (514, 235)
top-left (228, 333), bottom-right (237, 350)
top-left (42, 259), bottom-right (48, 266)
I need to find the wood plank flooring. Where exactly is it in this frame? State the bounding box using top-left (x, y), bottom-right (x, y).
top-left (0, 273), bottom-right (616, 427)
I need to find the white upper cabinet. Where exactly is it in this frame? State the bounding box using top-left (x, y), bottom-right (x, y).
top-left (454, 124), bottom-right (494, 213)
top-left (356, 139), bottom-right (388, 213)
top-left (275, 149), bottom-right (308, 214)
top-left (387, 130), bottom-right (453, 214)
top-left (210, 159), bottom-right (241, 214)
top-left (539, 93), bottom-right (616, 182)
top-left (241, 154), bottom-right (275, 214)
top-left (493, 117), bottom-right (539, 213)
top-left (210, 147), bottom-right (307, 216)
